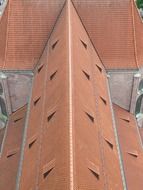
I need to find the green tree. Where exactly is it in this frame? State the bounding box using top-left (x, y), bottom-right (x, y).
top-left (136, 0), bottom-right (143, 9)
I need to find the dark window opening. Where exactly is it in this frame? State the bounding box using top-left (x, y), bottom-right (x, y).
top-left (89, 169), bottom-right (99, 180)
top-left (127, 151), bottom-right (138, 158)
top-left (50, 71), bottom-right (57, 81)
top-left (120, 118), bottom-right (130, 123)
top-left (88, 162), bottom-right (100, 180)
top-left (82, 70), bottom-right (90, 80)
top-left (7, 152), bottom-right (16, 158)
top-left (52, 40), bottom-right (59, 50)
top-left (38, 64), bottom-right (44, 73)
top-left (105, 139), bottom-right (114, 149)
top-left (47, 111), bottom-right (56, 122)
top-left (14, 117), bottom-right (23, 123)
top-left (43, 168), bottom-right (53, 179)
top-left (34, 97), bottom-right (41, 106)
top-left (43, 159), bottom-right (55, 179)
top-left (80, 39), bottom-right (87, 49)
top-left (7, 150), bottom-right (17, 158)
top-left (29, 139), bottom-right (37, 149)
top-left (100, 97), bottom-right (107, 105)
top-left (96, 64), bottom-right (102, 73)
top-left (85, 112), bottom-right (94, 123)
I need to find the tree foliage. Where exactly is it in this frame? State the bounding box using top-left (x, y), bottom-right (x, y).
top-left (136, 0), bottom-right (143, 9)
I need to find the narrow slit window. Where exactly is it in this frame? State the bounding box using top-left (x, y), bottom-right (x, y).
top-left (88, 161), bottom-right (100, 180)
top-left (50, 71), bottom-right (57, 81)
top-left (82, 70), bottom-right (90, 80)
top-left (7, 152), bottom-right (17, 158)
top-left (14, 118), bottom-right (23, 123)
top-left (85, 112), bottom-right (94, 123)
top-left (29, 139), bottom-right (37, 149)
top-left (127, 151), bottom-right (138, 158)
top-left (80, 39), bottom-right (87, 49)
top-left (52, 40), bottom-right (59, 50)
top-left (89, 169), bottom-right (100, 180)
top-left (96, 64), bottom-right (102, 73)
top-left (120, 118), bottom-right (130, 123)
top-left (47, 111), bottom-right (56, 122)
top-left (104, 138), bottom-right (114, 149)
top-left (7, 149), bottom-right (18, 158)
top-left (100, 97), bottom-right (107, 105)
top-left (43, 159), bottom-right (55, 179)
top-left (34, 97), bottom-right (41, 106)
top-left (43, 168), bottom-right (53, 179)
top-left (38, 64), bottom-right (44, 73)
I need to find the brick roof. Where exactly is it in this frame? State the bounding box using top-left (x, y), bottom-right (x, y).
top-left (114, 104), bottom-right (143, 190)
top-left (0, 0), bottom-right (65, 70)
top-left (0, 1), bottom-right (143, 189)
top-left (72, 0), bottom-right (141, 69)
top-left (0, 105), bottom-right (27, 190)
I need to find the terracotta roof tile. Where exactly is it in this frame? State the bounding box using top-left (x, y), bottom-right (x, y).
top-left (0, 0), bottom-right (65, 70)
top-left (0, 105), bottom-right (27, 190)
top-left (73, 0), bottom-right (138, 69)
top-left (114, 104), bottom-right (143, 190)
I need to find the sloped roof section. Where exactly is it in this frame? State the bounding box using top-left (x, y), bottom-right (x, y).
top-left (15, 1), bottom-right (124, 189)
top-left (0, 0), bottom-right (65, 70)
top-left (114, 104), bottom-right (143, 190)
top-left (73, 0), bottom-right (138, 69)
top-left (0, 105), bottom-right (27, 190)
top-left (1, 0), bottom-right (143, 189)
top-left (70, 1), bottom-right (123, 189)
top-left (0, 3), bottom-right (8, 69)
top-left (133, 0), bottom-right (143, 68)
top-left (18, 4), bottom-right (70, 189)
